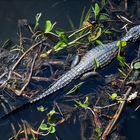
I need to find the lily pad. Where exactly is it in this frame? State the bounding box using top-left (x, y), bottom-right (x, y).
top-left (134, 62), bottom-right (140, 70)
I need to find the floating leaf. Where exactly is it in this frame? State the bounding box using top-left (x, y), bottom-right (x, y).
top-left (47, 109), bottom-right (58, 123)
top-left (111, 81), bottom-right (117, 86)
top-left (48, 109), bottom-right (56, 116)
top-left (45, 20), bottom-right (52, 33)
top-left (121, 40), bottom-right (127, 47)
top-left (39, 123), bottom-right (48, 131)
top-left (117, 40), bottom-right (127, 48)
top-left (37, 106), bottom-right (46, 112)
top-left (48, 124), bottom-right (56, 134)
top-left (134, 62), bottom-right (140, 70)
top-left (111, 93), bottom-right (117, 100)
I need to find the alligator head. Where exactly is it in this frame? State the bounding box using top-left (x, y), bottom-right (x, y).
top-left (122, 25), bottom-right (140, 42)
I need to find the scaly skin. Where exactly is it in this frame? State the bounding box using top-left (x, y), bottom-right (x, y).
top-left (30, 25), bottom-right (140, 103)
top-left (0, 25), bottom-right (139, 119)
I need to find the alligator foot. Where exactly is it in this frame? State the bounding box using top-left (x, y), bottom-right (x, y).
top-left (80, 71), bottom-right (101, 80)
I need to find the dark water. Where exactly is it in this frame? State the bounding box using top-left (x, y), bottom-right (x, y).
top-left (0, 0), bottom-right (140, 140)
top-left (0, 0), bottom-right (91, 41)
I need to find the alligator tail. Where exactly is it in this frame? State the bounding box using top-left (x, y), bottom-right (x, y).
top-left (29, 63), bottom-right (84, 103)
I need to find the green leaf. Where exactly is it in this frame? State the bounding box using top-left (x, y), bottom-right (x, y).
top-left (55, 28), bottom-right (65, 36)
top-left (45, 20), bottom-right (52, 33)
top-left (104, 30), bottom-right (112, 34)
top-left (84, 96), bottom-right (90, 106)
top-left (96, 40), bottom-right (103, 46)
top-left (111, 93), bottom-right (118, 100)
top-left (121, 40), bottom-right (127, 47)
top-left (39, 123), bottom-right (49, 131)
top-left (117, 54), bottom-right (125, 67)
top-left (94, 58), bottom-right (100, 69)
top-left (34, 13), bottom-right (42, 30)
top-left (65, 82), bottom-right (84, 95)
top-left (48, 124), bottom-right (56, 134)
top-left (47, 109), bottom-right (58, 123)
top-left (94, 3), bottom-right (100, 20)
top-left (134, 62), bottom-right (140, 70)
top-left (88, 27), bottom-right (102, 41)
top-left (95, 127), bottom-right (101, 135)
top-left (99, 13), bottom-right (109, 21)
top-left (117, 40), bottom-right (127, 48)
top-left (117, 40), bottom-right (121, 48)
top-left (61, 33), bottom-right (69, 44)
top-left (75, 101), bottom-right (88, 108)
top-left (48, 109), bottom-right (56, 116)
top-left (37, 106), bottom-right (47, 112)
top-left (54, 40), bottom-right (66, 52)
top-left (75, 96), bottom-right (90, 108)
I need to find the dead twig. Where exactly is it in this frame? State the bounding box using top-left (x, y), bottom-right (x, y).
top-left (102, 59), bottom-right (140, 139)
top-left (15, 52), bottom-right (38, 96)
top-left (0, 38), bottom-right (47, 88)
top-left (13, 71), bottom-right (52, 82)
top-left (102, 86), bottom-right (132, 140)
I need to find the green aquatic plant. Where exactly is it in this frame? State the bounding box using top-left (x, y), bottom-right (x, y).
top-left (34, 13), bottom-right (42, 31)
top-left (39, 3), bottom-right (111, 57)
top-left (39, 121), bottom-right (56, 134)
top-left (133, 62), bottom-right (140, 70)
top-left (75, 96), bottom-right (90, 109)
top-left (37, 109), bottom-right (58, 136)
top-left (117, 40), bottom-right (127, 67)
top-left (65, 82), bottom-right (84, 95)
top-left (37, 105), bottom-right (47, 112)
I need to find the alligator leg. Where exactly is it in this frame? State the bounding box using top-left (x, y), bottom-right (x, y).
top-left (80, 71), bottom-right (101, 80)
top-left (71, 54), bottom-right (80, 68)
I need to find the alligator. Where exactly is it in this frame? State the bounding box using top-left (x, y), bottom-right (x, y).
top-left (0, 25), bottom-right (140, 118)
top-left (30, 25), bottom-right (140, 103)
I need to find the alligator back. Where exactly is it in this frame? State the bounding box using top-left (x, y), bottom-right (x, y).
top-left (30, 63), bottom-right (86, 103)
top-left (30, 41), bottom-right (119, 103)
